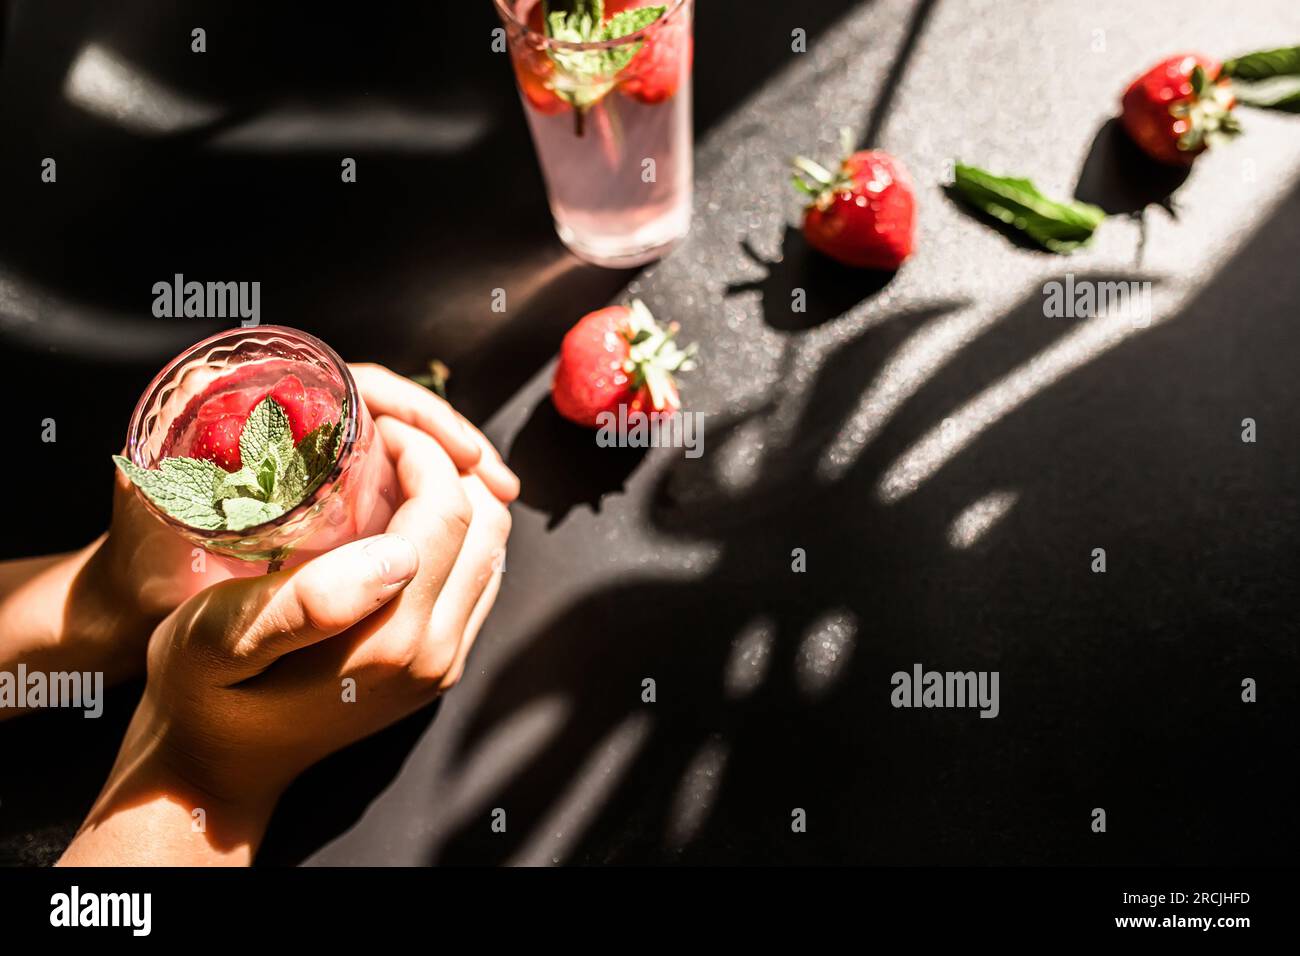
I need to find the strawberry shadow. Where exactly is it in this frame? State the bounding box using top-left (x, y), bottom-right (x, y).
top-left (1073, 117), bottom-right (1192, 265)
top-left (725, 227), bottom-right (897, 331)
top-left (1074, 117), bottom-right (1191, 218)
top-left (506, 400), bottom-right (649, 530)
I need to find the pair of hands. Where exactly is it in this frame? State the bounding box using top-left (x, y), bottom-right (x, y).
top-left (46, 365), bottom-right (517, 865)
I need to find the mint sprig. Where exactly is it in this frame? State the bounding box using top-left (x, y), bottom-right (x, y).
top-left (950, 163), bottom-right (1106, 254)
top-left (114, 396), bottom-right (343, 534)
top-left (543, 0), bottom-right (666, 116)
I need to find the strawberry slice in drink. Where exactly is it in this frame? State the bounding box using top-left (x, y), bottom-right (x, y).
top-left (192, 414), bottom-right (245, 472)
top-left (188, 373), bottom-right (339, 471)
top-left (195, 384), bottom-right (265, 423)
top-left (270, 374), bottom-right (337, 443)
top-left (513, 0), bottom-right (570, 115)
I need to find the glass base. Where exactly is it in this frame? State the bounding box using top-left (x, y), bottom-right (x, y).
top-left (555, 214), bottom-right (691, 269)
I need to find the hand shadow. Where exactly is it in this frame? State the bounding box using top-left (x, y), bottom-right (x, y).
top-left (725, 227), bottom-right (897, 332)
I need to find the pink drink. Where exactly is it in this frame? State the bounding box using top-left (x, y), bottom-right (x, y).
top-left (126, 326), bottom-right (399, 576)
top-left (496, 0), bottom-right (694, 267)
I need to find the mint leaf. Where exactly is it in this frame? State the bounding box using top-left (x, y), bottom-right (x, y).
top-left (1223, 46), bottom-right (1300, 81)
top-left (221, 496), bottom-right (286, 532)
top-left (216, 465), bottom-right (265, 501)
top-left (274, 420), bottom-right (340, 509)
top-left (545, 0), bottom-right (604, 43)
top-left (298, 421), bottom-right (341, 484)
top-left (951, 164), bottom-right (1106, 254)
top-left (113, 454), bottom-right (226, 531)
top-left (603, 6), bottom-right (664, 37)
top-left (602, 6), bottom-right (664, 40)
top-left (599, 6), bottom-right (665, 74)
top-left (543, 0), bottom-right (663, 111)
top-left (239, 397), bottom-right (296, 480)
top-left (112, 392), bottom-right (341, 534)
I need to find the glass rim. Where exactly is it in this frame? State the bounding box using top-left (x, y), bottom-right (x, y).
top-left (125, 324), bottom-right (361, 542)
top-left (493, 0), bottom-right (689, 51)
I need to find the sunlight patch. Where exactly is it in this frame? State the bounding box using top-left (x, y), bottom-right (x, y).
top-left (946, 490), bottom-right (1019, 549)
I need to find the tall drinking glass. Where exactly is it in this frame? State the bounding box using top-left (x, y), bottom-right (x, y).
top-left (494, 0), bottom-right (694, 267)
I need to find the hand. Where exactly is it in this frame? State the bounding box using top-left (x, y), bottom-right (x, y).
top-left (59, 417), bottom-right (510, 865)
top-left (0, 364), bottom-right (517, 710)
top-left (350, 362), bottom-right (519, 503)
top-left (99, 362), bottom-right (519, 622)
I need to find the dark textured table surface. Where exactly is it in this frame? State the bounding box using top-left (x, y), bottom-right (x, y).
top-left (1, 0), bottom-right (1298, 865)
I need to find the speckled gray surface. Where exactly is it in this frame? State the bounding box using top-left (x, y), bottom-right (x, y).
top-left (1, 0), bottom-right (1298, 866)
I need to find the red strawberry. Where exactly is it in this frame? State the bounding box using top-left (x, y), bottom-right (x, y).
top-left (192, 414), bottom-right (243, 472)
top-left (792, 136), bottom-right (916, 270)
top-left (511, 0), bottom-right (570, 115)
top-left (195, 383), bottom-right (263, 423)
top-left (515, 49), bottom-right (570, 115)
top-left (552, 300), bottom-right (696, 428)
top-left (1121, 54), bottom-right (1239, 166)
top-left (189, 373), bottom-right (338, 470)
top-left (297, 386), bottom-right (336, 438)
top-left (613, 0), bottom-right (692, 104)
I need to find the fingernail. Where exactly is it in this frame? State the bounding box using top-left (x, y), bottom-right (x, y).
top-left (499, 457), bottom-right (520, 486)
top-left (364, 534), bottom-right (419, 587)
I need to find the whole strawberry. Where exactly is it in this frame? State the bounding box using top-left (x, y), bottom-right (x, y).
top-left (1121, 54), bottom-right (1239, 166)
top-left (792, 133), bottom-right (916, 270)
top-left (552, 299), bottom-right (696, 428)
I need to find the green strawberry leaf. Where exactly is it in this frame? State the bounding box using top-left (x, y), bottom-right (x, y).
top-left (221, 496), bottom-right (286, 532)
top-left (950, 163), bottom-right (1106, 254)
top-left (1231, 76), bottom-right (1300, 112)
top-left (1222, 46), bottom-right (1300, 81)
top-left (1223, 46), bottom-right (1300, 112)
top-left (113, 454), bottom-right (227, 530)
